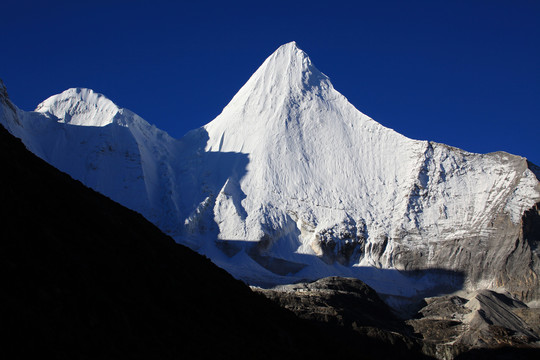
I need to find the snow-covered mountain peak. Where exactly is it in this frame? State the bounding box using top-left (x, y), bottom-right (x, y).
top-left (215, 42), bottom-right (332, 122)
top-left (253, 41), bottom-right (329, 91)
top-left (270, 40), bottom-right (309, 64)
top-left (203, 42), bottom-right (375, 155)
top-left (1, 43), bottom-right (539, 307)
top-left (35, 88), bottom-right (123, 127)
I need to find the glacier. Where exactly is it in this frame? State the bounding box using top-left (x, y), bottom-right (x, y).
top-left (1, 42), bottom-right (539, 305)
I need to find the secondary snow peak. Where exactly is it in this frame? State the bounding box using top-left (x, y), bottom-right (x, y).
top-left (35, 88), bottom-right (122, 127)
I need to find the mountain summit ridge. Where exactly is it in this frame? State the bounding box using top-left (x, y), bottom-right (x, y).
top-left (1, 42), bottom-right (539, 306)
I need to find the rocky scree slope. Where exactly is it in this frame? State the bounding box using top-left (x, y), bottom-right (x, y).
top-left (1, 42), bottom-right (539, 304)
top-left (407, 291), bottom-right (540, 359)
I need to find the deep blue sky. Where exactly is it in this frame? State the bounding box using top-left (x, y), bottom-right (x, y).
top-left (1, 0), bottom-right (538, 164)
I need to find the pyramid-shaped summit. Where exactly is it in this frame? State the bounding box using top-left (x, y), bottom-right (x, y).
top-left (203, 41), bottom-right (404, 154)
top-left (218, 41), bottom-right (330, 110)
top-left (1, 42), bottom-right (539, 306)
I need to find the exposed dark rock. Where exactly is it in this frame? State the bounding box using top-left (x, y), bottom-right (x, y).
top-left (256, 277), bottom-right (404, 331)
top-left (256, 277), bottom-right (540, 360)
top-left (255, 277), bottom-right (430, 359)
top-left (407, 291), bottom-right (540, 359)
top-left (0, 79), bottom-right (18, 122)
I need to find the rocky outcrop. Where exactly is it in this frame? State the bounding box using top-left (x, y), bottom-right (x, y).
top-left (256, 277), bottom-right (540, 360)
top-left (255, 277), bottom-right (406, 332)
top-left (0, 79), bottom-right (18, 125)
top-left (407, 290), bottom-right (540, 359)
top-left (497, 202), bottom-right (540, 302)
top-left (254, 277), bottom-right (430, 359)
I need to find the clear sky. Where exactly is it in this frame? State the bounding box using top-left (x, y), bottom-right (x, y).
top-left (1, 0), bottom-right (539, 164)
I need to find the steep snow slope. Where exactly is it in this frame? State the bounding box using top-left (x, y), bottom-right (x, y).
top-left (1, 42), bottom-right (539, 304)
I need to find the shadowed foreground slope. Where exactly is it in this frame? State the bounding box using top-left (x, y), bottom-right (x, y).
top-left (1, 123), bottom-right (403, 359)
